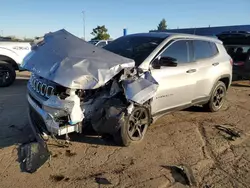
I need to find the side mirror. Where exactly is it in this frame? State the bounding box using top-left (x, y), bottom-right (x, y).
top-left (152, 56), bottom-right (177, 69)
top-left (159, 57), bottom-right (178, 67)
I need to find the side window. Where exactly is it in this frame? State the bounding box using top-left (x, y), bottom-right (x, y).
top-left (161, 40), bottom-right (189, 63)
top-left (193, 40), bottom-right (217, 60)
top-left (96, 41), bottom-right (107, 47)
top-left (210, 42), bottom-right (219, 56)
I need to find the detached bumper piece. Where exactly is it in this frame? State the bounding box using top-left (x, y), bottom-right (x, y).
top-left (28, 94), bottom-right (81, 136)
top-left (18, 142), bottom-right (50, 173)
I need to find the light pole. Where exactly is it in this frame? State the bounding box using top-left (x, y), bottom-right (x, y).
top-left (82, 11), bottom-right (85, 40)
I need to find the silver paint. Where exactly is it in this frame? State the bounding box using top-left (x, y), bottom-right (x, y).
top-left (22, 29), bottom-right (135, 90)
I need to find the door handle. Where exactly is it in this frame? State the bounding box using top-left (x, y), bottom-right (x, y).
top-left (186, 69), bottom-right (197, 73)
top-left (212, 62), bottom-right (219, 66)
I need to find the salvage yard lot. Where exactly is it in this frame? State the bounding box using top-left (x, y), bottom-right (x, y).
top-left (0, 74), bottom-right (250, 188)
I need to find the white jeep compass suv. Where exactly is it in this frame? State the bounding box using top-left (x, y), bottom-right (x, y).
top-left (23, 30), bottom-right (232, 146)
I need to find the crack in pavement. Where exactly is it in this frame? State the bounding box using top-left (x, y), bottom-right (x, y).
top-left (111, 159), bottom-right (137, 187)
top-left (101, 147), bottom-right (122, 166)
top-left (197, 124), bottom-right (249, 188)
top-left (197, 125), bottom-right (211, 160)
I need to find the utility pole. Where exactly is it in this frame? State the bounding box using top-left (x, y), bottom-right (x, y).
top-left (82, 11), bottom-right (85, 40)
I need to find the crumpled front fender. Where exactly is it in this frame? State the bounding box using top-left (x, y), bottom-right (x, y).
top-left (122, 71), bottom-right (159, 104)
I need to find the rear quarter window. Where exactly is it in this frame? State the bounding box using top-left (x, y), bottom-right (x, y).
top-left (210, 42), bottom-right (219, 56)
top-left (193, 40), bottom-right (218, 60)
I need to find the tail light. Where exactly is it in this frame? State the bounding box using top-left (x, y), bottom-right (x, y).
top-left (234, 61), bottom-right (245, 66)
top-left (230, 58), bottom-right (233, 66)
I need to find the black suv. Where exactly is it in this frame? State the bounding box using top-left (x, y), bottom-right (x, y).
top-left (217, 31), bottom-right (250, 80)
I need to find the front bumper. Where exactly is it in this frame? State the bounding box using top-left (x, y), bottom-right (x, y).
top-left (27, 94), bottom-right (82, 136)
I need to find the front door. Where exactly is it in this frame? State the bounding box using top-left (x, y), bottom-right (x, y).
top-left (150, 40), bottom-right (197, 115)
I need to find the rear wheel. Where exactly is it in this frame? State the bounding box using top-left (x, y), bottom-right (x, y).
top-left (204, 81), bottom-right (227, 112)
top-left (0, 61), bottom-right (16, 87)
top-left (114, 106), bottom-right (150, 146)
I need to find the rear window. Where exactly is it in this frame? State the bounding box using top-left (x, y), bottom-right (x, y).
top-left (193, 40), bottom-right (218, 60)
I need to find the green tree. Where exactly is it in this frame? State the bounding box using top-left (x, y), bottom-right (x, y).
top-left (157, 19), bottom-right (167, 31)
top-left (6, 35), bottom-right (20, 42)
top-left (91, 25), bottom-right (110, 40)
top-left (23, 37), bottom-right (34, 42)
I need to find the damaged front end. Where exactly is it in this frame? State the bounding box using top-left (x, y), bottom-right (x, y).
top-left (23, 29), bottom-right (159, 143)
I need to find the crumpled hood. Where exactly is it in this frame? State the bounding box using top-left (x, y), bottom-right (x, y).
top-left (22, 29), bottom-right (135, 89)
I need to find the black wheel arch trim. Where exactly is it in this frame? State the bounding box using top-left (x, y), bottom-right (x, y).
top-left (0, 55), bottom-right (19, 70)
top-left (209, 74), bottom-right (231, 97)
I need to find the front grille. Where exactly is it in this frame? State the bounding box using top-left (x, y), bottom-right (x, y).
top-left (29, 104), bottom-right (49, 134)
top-left (29, 74), bottom-right (56, 98)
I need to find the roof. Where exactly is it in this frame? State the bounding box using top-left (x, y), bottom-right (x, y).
top-left (124, 32), bottom-right (171, 38)
top-left (124, 32), bottom-right (222, 44)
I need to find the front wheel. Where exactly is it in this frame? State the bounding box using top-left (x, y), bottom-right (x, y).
top-left (114, 106), bottom-right (150, 146)
top-left (204, 81), bottom-right (227, 112)
top-left (0, 61), bottom-right (16, 87)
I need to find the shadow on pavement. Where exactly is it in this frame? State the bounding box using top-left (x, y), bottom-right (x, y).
top-left (56, 126), bottom-right (119, 147)
top-left (231, 83), bottom-right (250, 88)
top-left (183, 106), bottom-right (207, 113)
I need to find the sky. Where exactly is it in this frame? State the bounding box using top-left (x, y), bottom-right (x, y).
top-left (0, 0), bottom-right (250, 40)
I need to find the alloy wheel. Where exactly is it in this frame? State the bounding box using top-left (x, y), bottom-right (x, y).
top-left (0, 67), bottom-right (10, 84)
top-left (212, 86), bottom-right (225, 109)
top-left (127, 107), bottom-right (149, 141)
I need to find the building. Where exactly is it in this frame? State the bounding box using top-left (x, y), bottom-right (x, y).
top-left (150, 24), bottom-right (250, 36)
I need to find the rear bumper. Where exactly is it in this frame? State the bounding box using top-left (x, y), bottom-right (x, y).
top-left (27, 94), bottom-right (81, 136)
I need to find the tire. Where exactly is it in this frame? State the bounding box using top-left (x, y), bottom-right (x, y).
top-left (204, 81), bottom-right (227, 112)
top-left (0, 61), bottom-right (16, 87)
top-left (114, 106), bottom-right (150, 146)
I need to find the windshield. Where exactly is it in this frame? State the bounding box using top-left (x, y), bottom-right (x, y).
top-left (103, 36), bottom-right (164, 66)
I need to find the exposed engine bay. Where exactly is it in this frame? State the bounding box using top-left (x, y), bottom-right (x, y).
top-left (27, 67), bottom-right (157, 138)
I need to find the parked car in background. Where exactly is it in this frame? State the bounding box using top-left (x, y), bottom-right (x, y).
top-left (88, 40), bottom-right (112, 47)
top-left (0, 39), bottom-right (31, 87)
top-left (217, 31), bottom-right (250, 80)
top-left (23, 30), bottom-right (232, 146)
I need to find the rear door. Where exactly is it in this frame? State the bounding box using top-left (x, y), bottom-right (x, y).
top-left (150, 39), bottom-right (198, 115)
top-left (191, 40), bottom-right (221, 99)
